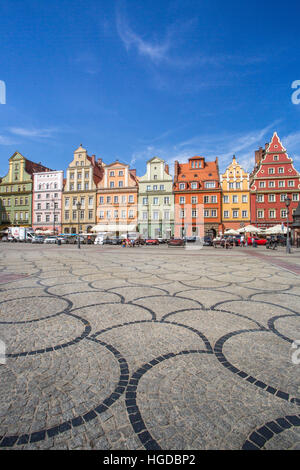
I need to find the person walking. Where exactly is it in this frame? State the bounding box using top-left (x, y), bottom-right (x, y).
top-left (240, 235), bottom-right (244, 247)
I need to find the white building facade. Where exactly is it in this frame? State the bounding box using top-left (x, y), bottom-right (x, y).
top-left (32, 170), bottom-right (64, 233)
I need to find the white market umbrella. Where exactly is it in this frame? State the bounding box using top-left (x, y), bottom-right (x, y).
top-left (238, 225), bottom-right (261, 233)
top-left (265, 224), bottom-right (290, 235)
top-left (224, 229), bottom-right (240, 235)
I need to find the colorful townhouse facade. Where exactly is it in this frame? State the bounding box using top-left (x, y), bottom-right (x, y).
top-left (96, 161), bottom-right (139, 236)
top-left (0, 151), bottom-right (51, 230)
top-left (32, 170), bottom-right (64, 233)
top-left (61, 145), bottom-right (103, 234)
top-left (138, 157), bottom-right (174, 239)
top-left (220, 156), bottom-right (250, 230)
top-left (250, 132), bottom-right (300, 228)
top-left (173, 156), bottom-right (222, 238)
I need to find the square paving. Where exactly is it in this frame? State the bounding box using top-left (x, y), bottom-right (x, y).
top-left (0, 244), bottom-right (299, 450)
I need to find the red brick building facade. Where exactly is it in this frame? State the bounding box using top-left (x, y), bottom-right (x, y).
top-left (250, 132), bottom-right (300, 228)
top-left (173, 156), bottom-right (222, 238)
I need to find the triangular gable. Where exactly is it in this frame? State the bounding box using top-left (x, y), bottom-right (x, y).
top-left (266, 132), bottom-right (286, 154)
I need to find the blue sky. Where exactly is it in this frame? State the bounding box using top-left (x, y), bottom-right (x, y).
top-left (0, 0), bottom-right (299, 177)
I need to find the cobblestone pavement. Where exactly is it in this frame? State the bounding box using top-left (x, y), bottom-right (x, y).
top-left (0, 244), bottom-right (299, 450)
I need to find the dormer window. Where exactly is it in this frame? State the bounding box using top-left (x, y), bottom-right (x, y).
top-left (274, 155), bottom-right (279, 161)
top-left (179, 183), bottom-right (185, 190)
top-left (191, 182), bottom-right (197, 189)
top-left (205, 181), bottom-right (216, 188)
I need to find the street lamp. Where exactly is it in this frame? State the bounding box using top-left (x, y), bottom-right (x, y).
top-left (76, 201), bottom-right (81, 249)
top-left (285, 195), bottom-right (291, 254)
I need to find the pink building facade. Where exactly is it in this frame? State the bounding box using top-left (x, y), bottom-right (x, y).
top-left (32, 170), bottom-right (64, 233)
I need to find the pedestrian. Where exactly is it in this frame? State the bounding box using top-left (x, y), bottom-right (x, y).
top-left (240, 235), bottom-right (244, 247)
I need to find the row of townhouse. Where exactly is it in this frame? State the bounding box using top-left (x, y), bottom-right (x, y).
top-left (0, 132), bottom-right (299, 238)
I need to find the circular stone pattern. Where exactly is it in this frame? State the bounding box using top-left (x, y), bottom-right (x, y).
top-left (0, 296), bottom-right (71, 323)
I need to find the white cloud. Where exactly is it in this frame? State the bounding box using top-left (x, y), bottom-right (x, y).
top-left (8, 127), bottom-right (58, 138)
top-left (131, 123), bottom-right (286, 175)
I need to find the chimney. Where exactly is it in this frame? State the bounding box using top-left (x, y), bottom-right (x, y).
top-left (91, 154), bottom-right (96, 165)
top-left (174, 160), bottom-right (179, 182)
top-left (165, 164), bottom-right (169, 175)
top-left (255, 147), bottom-right (264, 166)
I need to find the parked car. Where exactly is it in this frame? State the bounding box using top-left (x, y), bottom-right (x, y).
top-left (44, 236), bottom-right (57, 244)
top-left (157, 238), bottom-right (167, 244)
top-left (203, 236), bottom-right (213, 246)
top-left (133, 238), bottom-right (145, 246)
top-left (31, 235), bottom-right (45, 244)
top-left (167, 238), bottom-right (185, 247)
top-left (145, 238), bottom-right (159, 245)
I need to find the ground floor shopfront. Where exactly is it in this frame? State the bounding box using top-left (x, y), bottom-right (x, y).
top-left (138, 222), bottom-right (174, 239)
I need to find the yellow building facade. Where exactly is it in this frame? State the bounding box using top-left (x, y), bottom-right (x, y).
top-left (220, 156), bottom-right (250, 230)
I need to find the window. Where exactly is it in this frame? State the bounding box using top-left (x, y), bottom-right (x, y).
top-left (65, 211), bottom-right (69, 220)
top-left (78, 173), bottom-right (81, 179)
top-left (46, 215), bottom-right (50, 222)
top-left (281, 209), bottom-right (287, 218)
top-left (278, 167), bottom-right (284, 174)
top-left (107, 196), bottom-right (111, 203)
top-left (118, 171), bottom-right (123, 176)
top-left (223, 195), bottom-right (229, 203)
top-left (242, 210), bottom-right (248, 218)
top-left (153, 211), bottom-right (159, 220)
top-left (70, 173), bottom-right (74, 179)
top-left (292, 193), bottom-right (299, 201)
top-left (257, 195), bottom-right (264, 202)
top-left (37, 214), bottom-right (41, 223)
top-left (211, 195), bottom-right (217, 203)
top-left (143, 197), bottom-right (148, 205)
top-left (179, 196), bottom-right (185, 204)
top-left (122, 196), bottom-right (126, 203)
top-left (164, 197), bottom-right (170, 205)
top-left (80, 210), bottom-right (84, 220)
top-left (280, 194), bottom-right (287, 202)
top-left (85, 172), bottom-right (89, 179)
top-left (153, 197), bottom-right (159, 205)
top-left (72, 211), bottom-right (77, 219)
top-left (37, 203), bottom-right (41, 210)
top-left (180, 210), bottom-right (185, 218)
top-left (70, 184), bottom-right (74, 190)
top-left (257, 210), bottom-right (264, 218)
top-left (110, 182), bottom-right (114, 188)
top-left (85, 183), bottom-right (89, 190)
top-left (46, 203), bottom-right (50, 210)
top-left (229, 183), bottom-right (234, 189)
top-left (118, 181), bottom-right (123, 188)
top-left (54, 193), bottom-right (58, 198)
top-left (192, 209), bottom-right (198, 218)
top-left (142, 212), bottom-right (148, 220)
top-left (204, 209), bottom-right (209, 217)
top-left (268, 168), bottom-right (275, 174)
top-left (121, 210), bottom-right (126, 219)
top-left (179, 183), bottom-right (185, 190)
top-left (191, 182), bottom-right (197, 189)
top-left (211, 209), bottom-right (217, 217)
top-left (164, 211), bottom-right (170, 220)
top-left (147, 185), bottom-right (151, 191)
top-left (269, 181), bottom-right (275, 187)
top-left (204, 196), bottom-right (209, 204)
top-left (99, 211), bottom-right (104, 219)
top-left (259, 181), bottom-right (265, 188)
top-left (107, 211), bottom-right (111, 219)
top-left (153, 185), bottom-right (158, 191)
top-left (191, 196), bottom-right (198, 204)
top-left (279, 181), bottom-right (285, 187)
top-left (128, 210), bottom-right (134, 219)
top-left (128, 195), bottom-right (134, 203)
top-left (88, 197), bottom-right (93, 206)
top-left (99, 196), bottom-right (104, 205)
top-left (268, 194), bottom-right (276, 202)
top-left (77, 183), bottom-right (81, 190)
top-left (269, 210), bottom-right (276, 218)
top-left (114, 196), bottom-right (119, 204)
top-left (233, 210), bottom-right (239, 218)
top-left (242, 195), bottom-right (248, 203)
top-left (114, 210), bottom-right (118, 218)
top-left (232, 195), bottom-right (238, 203)
top-left (110, 171), bottom-right (115, 177)
top-left (236, 182), bottom-right (241, 189)
top-left (160, 185), bottom-right (164, 191)
top-left (154, 175), bottom-right (158, 180)
top-left (274, 155), bottom-right (279, 161)
top-left (205, 182), bottom-right (216, 188)
top-left (223, 211), bottom-right (229, 218)
top-left (288, 181), bottom-right (295, 187)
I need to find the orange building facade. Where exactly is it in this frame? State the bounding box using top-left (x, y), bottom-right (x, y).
top-left (173, 156), bottom-right (223, 238)
top-left (96, 161), bottom-right (139, 236)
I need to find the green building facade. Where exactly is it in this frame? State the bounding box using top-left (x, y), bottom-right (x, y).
top-left (138, 157), bottom-right (174, 239)
top-left (0, 152), bottom-right (51, 229)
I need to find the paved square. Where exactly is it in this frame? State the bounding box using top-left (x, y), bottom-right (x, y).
top-left (0, 244), bottom-right (300, 450)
